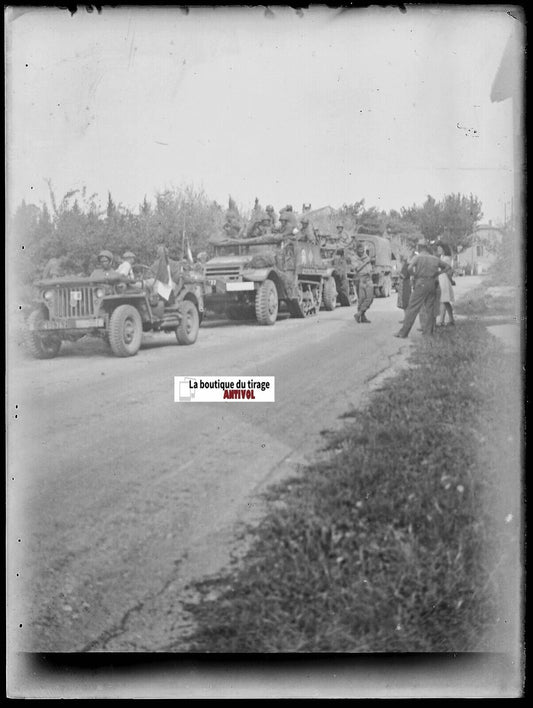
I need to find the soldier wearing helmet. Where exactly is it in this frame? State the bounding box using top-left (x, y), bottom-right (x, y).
top-left (245, 210), bottom-right (271, 238)
top-left (299, 216), bottom-right (317, 244)
top-left (265, 204), bottom-right (278, 232)
top-left (90, 250), bottom-right (116, 278)
top-left (116, 250), bottom-right (136, 280)
top-left (278, 210), bottom-right (299, 238)
top-left (352, 241), bottom-right (374, 324)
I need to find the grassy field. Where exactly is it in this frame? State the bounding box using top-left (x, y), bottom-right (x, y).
top-left (182, 285), bottom-right (522, 653)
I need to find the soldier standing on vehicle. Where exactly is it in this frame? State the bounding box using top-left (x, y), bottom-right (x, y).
top-left (266, 205), bottom-right (278, 232)
top-left (353, 241), bottom-right (374, 323)
top-left (116, 251), bottom-right (136, 280)
top-left (244, 212), bottom-right (271, 238)
top-left (278, 210), bottom-right (300, 238)
top-left (299, 216), bottom-right (317, 244)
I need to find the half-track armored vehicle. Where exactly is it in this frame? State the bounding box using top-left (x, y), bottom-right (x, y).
top-left (203, 234), bottom-right (335, 325)
top-left (25, 264), bottom-right (204, 359)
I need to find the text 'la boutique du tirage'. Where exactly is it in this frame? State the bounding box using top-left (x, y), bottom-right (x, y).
top-left (174, 376), bottom-right (275, 402)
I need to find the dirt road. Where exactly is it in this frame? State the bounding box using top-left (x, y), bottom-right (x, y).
top-left (7, 277), bottom-right (481, 652)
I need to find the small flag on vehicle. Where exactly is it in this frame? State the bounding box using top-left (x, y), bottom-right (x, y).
top-left (153, 247), bottom-right (174, 301)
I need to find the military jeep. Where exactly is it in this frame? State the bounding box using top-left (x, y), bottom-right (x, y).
top-left (25, 264), bottom-right (204, 359)
top-left (203, 234), bottom-right (335, 325)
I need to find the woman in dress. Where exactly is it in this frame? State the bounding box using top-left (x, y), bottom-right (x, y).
top-left (435, 242), bottom-right (455, 326)
top-left (396, 252), bottom-right (413, 322)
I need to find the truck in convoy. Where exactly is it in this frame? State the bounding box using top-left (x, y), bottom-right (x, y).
top-left (355, 233), bottom-right (394, 298)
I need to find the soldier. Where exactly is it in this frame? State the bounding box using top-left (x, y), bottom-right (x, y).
top-left (244, 211), bottom-right (271, 238)
top-left (299, 216), bottom-right (317, 244)
top-left (278, 210), bottom-right (300, 238)
top-left (266, 204), bottom-right (278, 231)
top-left (352, 241), bottom-right (374, 323)
top-left (90, 250), bottom-right (116, 279)
top-left (394, 241), bottom-right (453, 338)
top-left (116, 251), bottom-right (136, 280)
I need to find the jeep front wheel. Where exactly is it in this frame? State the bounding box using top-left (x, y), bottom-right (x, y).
top-left (108, 305), bottom-right (143, 357)
top-left (25, 309), bottom-right (61, 359)
top-left (255, 279), bottom-right (278, 326)
top-left (176, 300), bottom-right (199, 345)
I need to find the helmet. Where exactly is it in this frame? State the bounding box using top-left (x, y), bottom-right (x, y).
top-left (266, 204), bottom-right (274, 212)
top-left (122, 251), bottom-right (136, 259)
top-left (279, 211), bottom-right (289, 222)
top-left (300, 217), bottom-right (309, 225)
top-left (98, 250), bottom-right (113, 262)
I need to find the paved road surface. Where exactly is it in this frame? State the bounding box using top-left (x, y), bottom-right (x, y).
top-left (7, 276), bottom-right (481, 651)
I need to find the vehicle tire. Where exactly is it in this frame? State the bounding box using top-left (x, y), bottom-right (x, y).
top-left (108, 304), bottom-right (143, 357)
top-left (322, 277), bottom-right (337, 311)
top-left (25, 309), bottom-right (61, 359)
top-left (255, 279), bottom-right (278, 326)
top-left (176, 300), bottom-right (199, 344)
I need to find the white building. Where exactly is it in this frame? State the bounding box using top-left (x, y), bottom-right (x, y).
top-left (457, 222), bottom-right (504, 274)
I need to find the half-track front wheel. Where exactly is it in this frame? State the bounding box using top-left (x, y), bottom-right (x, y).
top-left (255, 279), bottom-right (278, 326)
top-left (176, 300), bottom-right (200, 345)
top-left (108, 305), bottom-right (143, 357)
top-left (25, 309), bottom-right (62, 359)
top-left (322, 277), bottom-right (337, 311)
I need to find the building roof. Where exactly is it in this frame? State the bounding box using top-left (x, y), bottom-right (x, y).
top-left (491, 25), bottom-right (523, 103)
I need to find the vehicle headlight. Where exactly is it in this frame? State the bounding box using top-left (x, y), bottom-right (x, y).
top-left (95, 287), bottom-right (105, 298)
top-left (43, 290), bottom-right (54, 300)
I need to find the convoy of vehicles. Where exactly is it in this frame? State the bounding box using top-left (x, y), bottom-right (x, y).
top-left (25, 264), bottom-right (203, 359)
top-left (24, 218), bottom-right (401, 358)
top-left (203, 234), bottom-right (335, 325)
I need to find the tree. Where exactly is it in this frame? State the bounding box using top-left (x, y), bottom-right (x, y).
top-left (401, 193), bottom-right (483, 253)
top-left (439, 193), bottom-right (483, 253)
top-left (402, 195), bottom-right (442, 242)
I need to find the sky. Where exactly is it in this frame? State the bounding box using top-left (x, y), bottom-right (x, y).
top-left (5, 5), bottom-right (521, 224)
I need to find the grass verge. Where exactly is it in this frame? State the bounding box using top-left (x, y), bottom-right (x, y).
top-left (183, 321), bottom-right (522, 653)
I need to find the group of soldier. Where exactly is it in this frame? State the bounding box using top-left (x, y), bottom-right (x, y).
top-left (221, 203), bottom-right (376, 324)
top-left (222, 204), bottom-right (329, 245)
top-left (40, 201), bottom-right (379, 324)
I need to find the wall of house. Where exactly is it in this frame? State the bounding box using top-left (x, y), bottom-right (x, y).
top-left (457, 225), bottom-right (503, 274)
